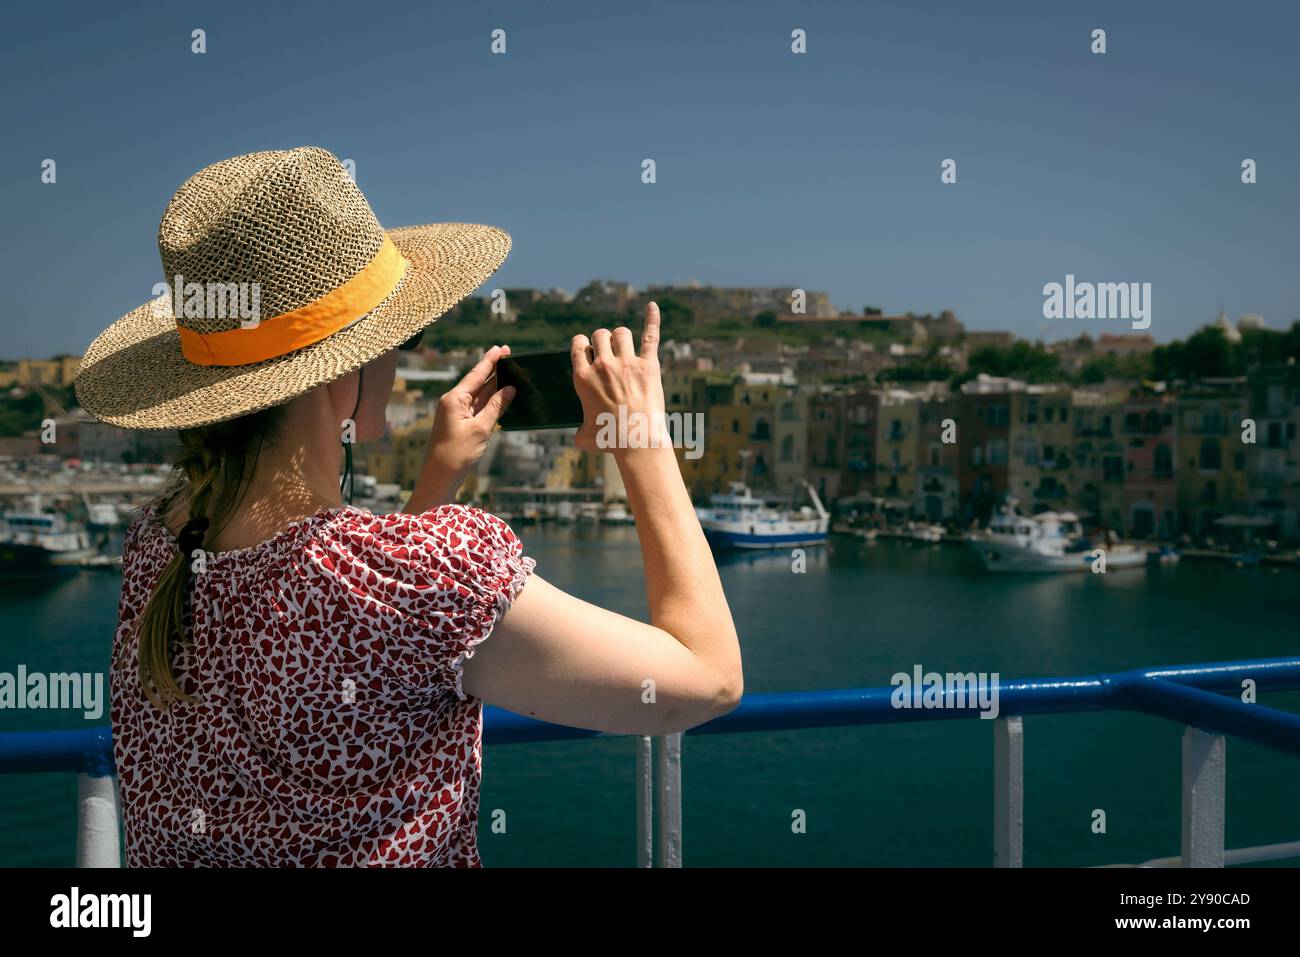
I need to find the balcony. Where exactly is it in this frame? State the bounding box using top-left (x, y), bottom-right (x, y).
top-left (3, 657), bottom-right (1298, 867)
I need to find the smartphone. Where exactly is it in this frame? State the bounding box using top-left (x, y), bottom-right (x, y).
top-left (494, 349), bottom-right (585, 431)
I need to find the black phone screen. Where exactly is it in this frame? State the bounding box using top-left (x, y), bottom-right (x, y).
top-left (494, 350), bottom-right (585, 431)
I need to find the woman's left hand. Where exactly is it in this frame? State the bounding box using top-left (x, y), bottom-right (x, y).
top-left (404, 345), bottom-right (514, 512)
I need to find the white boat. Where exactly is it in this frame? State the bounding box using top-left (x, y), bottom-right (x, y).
top-left (575, 502), bottom-right (603, 525)
top-left (550, 501), bottom-right (577, 524)
top-left (908, 522), bottom-right (945, 544)
top-left (84, 500), bottom-right (122, 530)
top-left (0, 496), bottom-right (99, 575)
top-left (967, 506), bottom-right (1147, 573)
top-left (601, 502), bottom-right (635, 525)
top-left (696, 481), bottom-right (829, 550)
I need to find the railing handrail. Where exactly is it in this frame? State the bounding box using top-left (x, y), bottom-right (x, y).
top-left (1, 655), bottom-right (1297, 776)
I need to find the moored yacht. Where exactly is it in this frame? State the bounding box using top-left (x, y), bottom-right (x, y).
top-left (967, 505), bottom-right (1147, 573)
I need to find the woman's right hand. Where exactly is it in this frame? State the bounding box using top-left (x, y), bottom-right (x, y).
top-left (571, 301), bottom-right (667, 454)
top-left (403, 344), bottom-right (514, 513)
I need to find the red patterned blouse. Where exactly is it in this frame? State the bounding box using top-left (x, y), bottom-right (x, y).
top-left (110, 502), bottom-right (535, 867)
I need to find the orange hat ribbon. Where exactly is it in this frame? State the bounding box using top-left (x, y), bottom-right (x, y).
top-left (177, 236), bottom-right (408, 367)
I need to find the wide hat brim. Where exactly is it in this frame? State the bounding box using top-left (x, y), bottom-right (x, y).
top-left (74, 223), bottom-right (510, 431)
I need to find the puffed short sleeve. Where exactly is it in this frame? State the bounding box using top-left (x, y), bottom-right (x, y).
top-left (309, 504), bottom-right (536, 704)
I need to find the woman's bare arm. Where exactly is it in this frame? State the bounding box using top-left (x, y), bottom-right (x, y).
top-left (459, 303), bottom-right (742, 734)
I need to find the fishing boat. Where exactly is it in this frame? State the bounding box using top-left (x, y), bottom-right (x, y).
top-left (0, 496), bottom-right (99, 575)
top-left (967, 504), bottom-right (1147, 573)
top-left (696, 481), bottom-right (829, 550)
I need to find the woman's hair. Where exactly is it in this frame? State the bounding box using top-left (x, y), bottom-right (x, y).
top-left (136, 405), bottom-right (284, 709)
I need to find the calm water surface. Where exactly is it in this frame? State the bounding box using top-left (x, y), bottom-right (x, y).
top-left (2, 526), bottom-right (1297, 866)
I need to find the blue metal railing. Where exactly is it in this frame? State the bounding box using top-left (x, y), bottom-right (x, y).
top-left (480, 655), bottom-right (1300, 752)
top-left (2, 655), bottom-right (1299, 865)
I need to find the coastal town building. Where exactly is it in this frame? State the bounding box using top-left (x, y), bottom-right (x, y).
top-left (915, 395), bottom-right (961, 522)
top-left (1246, 363), bottom-right (1300, 541)
top-left (1175, 379), bottom-right (1250, 536)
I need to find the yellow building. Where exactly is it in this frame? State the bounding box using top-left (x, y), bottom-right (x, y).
top-left (688, 401), bottom-right (752, 498)
top-left (875, 389), bottom-right (919, 500)
top-left (1175, 382), bottom-right (1250, 535)
top-left (1009, 385), bottom-right (1074, 511)
top-left (17, 357), bottom-right (80, 387)
top-left (362, 413), bottom-right (435, 490)
top-left (1070, 393), bottom-right (1126, 530)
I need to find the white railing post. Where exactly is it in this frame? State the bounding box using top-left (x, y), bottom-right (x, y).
top-left (654, 732), bottom-right (683, 867)
top-left (76, 772), bottom-right (121, 868)
top-left (994, 716), bottom-right (1024, 867)
top-left (636, 735), bottom-right (653, 867)
top-left (1180, 726), bottom-right (1225, 868)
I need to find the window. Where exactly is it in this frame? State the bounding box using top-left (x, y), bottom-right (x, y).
top-left (780, 435), bottom-right (794, 462)
top-left (1268, 385), bottom-right (1286, 414)
top-left (1199, 439), bottom-right (1222, 471)
top-left (1154, 444), bottom-right (1173, 477)
top-left (988, 438), bottom-right (1008, 465)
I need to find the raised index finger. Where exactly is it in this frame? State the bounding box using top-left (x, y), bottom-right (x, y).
top-left (640, 301), bottom-right (661, 359)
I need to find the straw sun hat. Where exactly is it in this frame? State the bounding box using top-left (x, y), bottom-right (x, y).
top-left (74, 146), bottom-right (511, 431)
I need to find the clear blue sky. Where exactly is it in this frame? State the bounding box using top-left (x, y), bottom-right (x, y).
top-left (1, 0), bottom-right (1297, 359)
